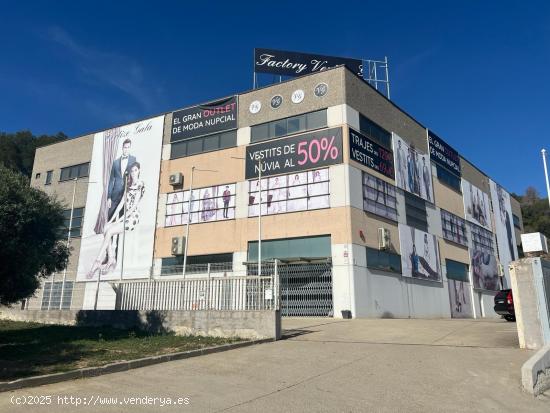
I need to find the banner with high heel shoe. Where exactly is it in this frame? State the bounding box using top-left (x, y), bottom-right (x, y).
top-left (76, 115), bottom-right (165, 282)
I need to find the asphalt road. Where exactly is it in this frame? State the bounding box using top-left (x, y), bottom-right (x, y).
top-left (2, 318), bottom-right (549, 412)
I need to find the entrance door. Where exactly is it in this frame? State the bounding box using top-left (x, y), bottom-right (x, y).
top-left (279, 262), bottom-right (333, 317)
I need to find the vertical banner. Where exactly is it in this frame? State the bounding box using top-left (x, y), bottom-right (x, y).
top-left (392, 133), bottom-right (434, 203)
top-left (489, 180), bottom-right (518, 285)
top-left (398, 223), bottom-right (442, 282)
top-left (448, 280), bottom-right (473, 318)
top-left (77, 115), bottom-right (165, 281)
top-left (461, 179), bottom-right (492, 231)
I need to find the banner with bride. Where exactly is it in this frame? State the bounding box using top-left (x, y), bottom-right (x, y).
top-left (76, 115), bottom-right (164, 281)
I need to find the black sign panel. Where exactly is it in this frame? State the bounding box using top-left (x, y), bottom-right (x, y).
top-left (171, 96), bottom-right (237, 142)
top-left (245, 128), bottom-right (343, 179)
top-left (349, 128), bottom-right (395, 179)
top-left (427, 130), bottom-right (461, 176)
top-left (254, 48), bottom-right (362, 77)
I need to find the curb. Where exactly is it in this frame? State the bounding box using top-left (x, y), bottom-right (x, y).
top-left (522, 344), bottom-right (550, 396)
top-left (0, 338), bottom-right (274, 393)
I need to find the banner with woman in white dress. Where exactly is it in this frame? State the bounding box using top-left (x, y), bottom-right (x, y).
top-left (77, 116), bottom-right (165, 281)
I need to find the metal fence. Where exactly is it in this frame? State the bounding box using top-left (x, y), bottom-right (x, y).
top-left (115, 273), bottom-right (279, 311)
top-left (29, 260), bottom-right (334, 316)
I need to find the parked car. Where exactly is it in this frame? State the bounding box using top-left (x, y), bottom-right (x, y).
top-left (494, 289), bottom-right (515, 321)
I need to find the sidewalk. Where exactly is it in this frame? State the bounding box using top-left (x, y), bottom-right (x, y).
top-left (1, 318), bottom-right (548, 412)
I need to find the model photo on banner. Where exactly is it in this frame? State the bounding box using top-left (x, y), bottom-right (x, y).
top-left (247, 168), bottom-right (330, 217)
top-left (470, 249), bottom-right (500, 290)
top-left (76, 116), bottom-right (165, 281)
top-left (489, 180), bottom-right (518, 284)
top-left (398, 224), bottom-right (441, 282)
top-left (392, 133), bottom-right (434, 203)
top-left (165, 183), bottom-right (236, 227)
top-left (448, 279), bottom-right (473, 318)
top-left (462, 179), bottom-right (491, 230)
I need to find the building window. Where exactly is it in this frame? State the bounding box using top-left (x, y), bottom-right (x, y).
top-left (41, 281), bottom-right (73, 310)
top-left (161, 253), bottom-right (233, 275)
top-left (248, 168), bottom-right (329, 217)
top-left (45, 170), bottom-right (53, 185)
top-left (404, 192), bottom-right (428, 232)
top-left (59, 163), bottom-right (90, 181)
top-left (362, 171), bottom-right (397, 221)
top-left (35, 172), bottom-right (41, 180)
top-left (358, 114), bottom-right (392, 149)
top-left (250, 110), bottom-right (327, 143)
top-left (247, 235), bottom-right (331, 262)
top-left (440, 209), bottom-right (468, 246)
top-left (469, 223), bottom-right (495, 254)
top-left (63, 208), bottom-right (84, 237)
top-left (436, 164), bottom-right (461, 192)
top-left (513, 214), bottom-right (521, 229)
top-left (170, 130), bottom-right (237, 159)
top-left (165, 183), bottom-right (236, 227)
top-left (445, 259), bottom-right (469, 282)
top-left (366, 247), bottom-right (402, 273)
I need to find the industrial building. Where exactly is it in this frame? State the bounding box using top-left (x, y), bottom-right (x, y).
top-left (26, 65), bottom-right (524, 319)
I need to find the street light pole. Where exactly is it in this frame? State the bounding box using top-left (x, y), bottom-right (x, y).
top-left (257, 160), bottom-right (262, 276)
top-left (183, 166), bottom-right (195, 279)
top-left (542, 149), bottom-right (550, 209)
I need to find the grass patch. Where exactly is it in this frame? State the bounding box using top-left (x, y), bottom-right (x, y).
top-left (0, 320), bottom-right (241, 381)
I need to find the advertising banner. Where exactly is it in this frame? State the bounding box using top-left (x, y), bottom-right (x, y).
top-left (248, 168), bottom-right (329, 216)
top-left (165, 183), bottom-right (236, 227)
top-left (392, 133), bottom-right (434, 203)
top-left (470, 249), bottom-right (500, 290)
top-left (349, 128), bottom-right (395, 179)
top-left (362, 171), bottom-right (398, 221)
top-left (398, 223), bottom-right (442, 282)
top-left (245, 127), bottom-right (343, 179)
top-left (77, 115), bottom-right (165, 281)
top-left (427, 130), bottom-right (461, 176)
top-left (254, 48), bottom-right (363, 77)
top-left (170, 96), bottom-right (237, 142)
top-left (489, 180), bottom-right (518, 285)
top-left (448, 280), bottom-right (473, 318)
top-left (467, 221), bottom-right (499, 290)
top-left (462, 179), bottom-right (492, 231)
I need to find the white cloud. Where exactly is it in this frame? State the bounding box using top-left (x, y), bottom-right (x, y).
top-left (47, 26), bottom-right (162, 111)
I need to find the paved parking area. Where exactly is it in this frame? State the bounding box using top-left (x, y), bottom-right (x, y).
top-left (1, 318), bottom-right (548, 412)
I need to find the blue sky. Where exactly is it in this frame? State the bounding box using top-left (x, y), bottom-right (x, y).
top-left (1, 1), bottom-right (549, 195)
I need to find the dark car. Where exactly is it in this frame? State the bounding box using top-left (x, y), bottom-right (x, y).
top-left (494, 289), bottom-right (515, 321)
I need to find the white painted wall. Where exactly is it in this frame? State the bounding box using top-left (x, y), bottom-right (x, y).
top-left (161, 143), bottom-right (171, 161)
top-left (331, 243), bottom-right (355, 318)
top-left (82, 282), bottom-right (117, 310)
top-left (350, 242), bottom-right (452, 318)
top-left (237, 126), bottom-right (251, 146)
top-left (344, 105), bottom-right (360, 130)
top-left (472, 290), bottom-right (499, 319)
top-left (327, 104), bottom-right (345, 127)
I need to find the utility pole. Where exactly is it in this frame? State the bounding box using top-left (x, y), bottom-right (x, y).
top-left (183, 166), bottom-right (195, 278)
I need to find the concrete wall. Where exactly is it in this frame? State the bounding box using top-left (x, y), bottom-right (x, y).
top-left (239, 68), bottom-right (345, 127)
top-left (344, 70), bottom-right (427, 153)
top-left (510, 258), bottom-right (550, 349)
top-left (0, 308), bottom-right (280, 340)
top-left (29, 134), bottom-right (96, 310)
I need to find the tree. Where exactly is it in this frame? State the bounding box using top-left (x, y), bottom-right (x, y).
top-left (0, 166), bottom-right (69, 306)
top-left (515, 187), bottom-right (550, 238)
top-left (0, 131), bottom-right (67, 178)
